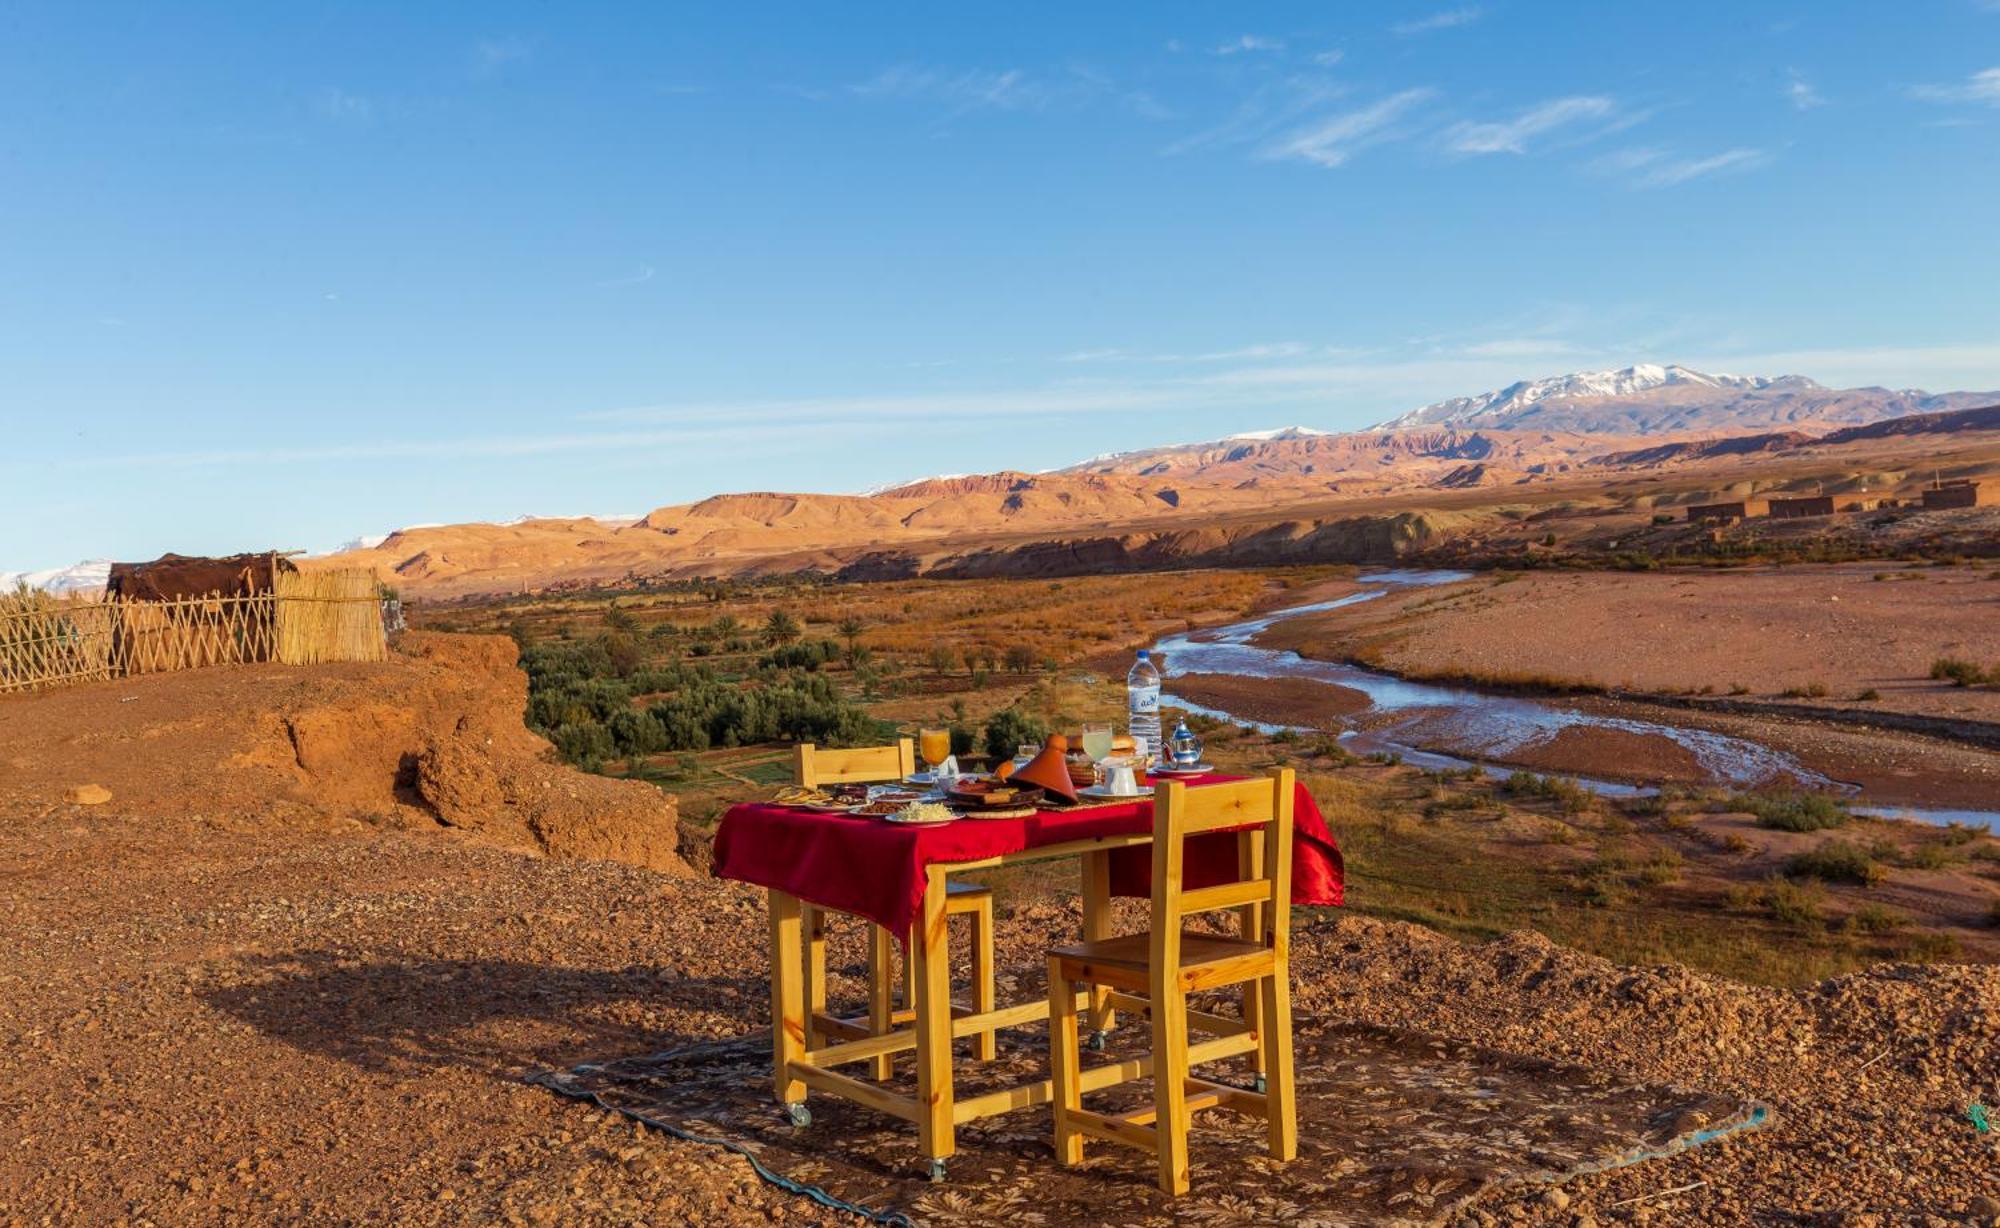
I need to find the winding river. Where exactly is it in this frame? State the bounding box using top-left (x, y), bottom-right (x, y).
top-left (1151, 570), bottom-right (2000, 831)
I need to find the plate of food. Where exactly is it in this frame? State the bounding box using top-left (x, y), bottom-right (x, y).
top-left (945, 777), bottom-right (1045, 809)
top-left (1077, 784), bottom-right (1156, 800)
top-left (874, 800), bottom-right (960, 825)
top-left (771, 786), bottom-right (851, 811)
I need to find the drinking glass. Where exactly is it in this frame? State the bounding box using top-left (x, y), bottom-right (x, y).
top-left (1088, 720), bottom-right (1120, 768)
top-left (918, 727), bottom-right (952, 781)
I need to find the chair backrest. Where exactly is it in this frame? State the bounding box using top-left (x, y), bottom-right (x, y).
top-left (1150, 769), bottom-right (1296, 974)
top-left (794, 739), bottom-right (916, 789)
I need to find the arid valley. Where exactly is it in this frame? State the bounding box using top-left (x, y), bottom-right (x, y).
top-left (9, 6), bottom-right (2000, 1223)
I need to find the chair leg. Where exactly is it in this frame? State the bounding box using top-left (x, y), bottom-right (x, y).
top-left (803, 905), bottom-right (828, 1050)
top-left (972, 898), bottom-right (996, 1062)
top-left (1153, 984), bottom-right (1192, 1197)
top-left (1047, 957), bottom-right (1084, 1166)
top-left (868, 925), bottom-right (897, 1081)
top-left (1258, 971), bottom-right (1298, 1163)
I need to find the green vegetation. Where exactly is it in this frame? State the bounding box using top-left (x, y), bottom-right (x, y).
top-left (520, 632), bottom-right (885, 770)
top-left (1930, 657), bottom-right (1993, 687)
top-left (982, 705), bottom-right (1049, 759)
top-left (1786, 839), bottom-right (1885, 886)
top-left (1501, 771), bottom-right (1595, 814)
top-left (1730, 790), bottom-right (1849, 832)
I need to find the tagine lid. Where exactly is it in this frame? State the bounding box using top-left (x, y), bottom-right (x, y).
top-left (1013, 733), bottom-right (1080, 802)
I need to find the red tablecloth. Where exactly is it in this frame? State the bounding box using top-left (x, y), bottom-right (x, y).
top-left (712, 774), bottom-right (1343, 942)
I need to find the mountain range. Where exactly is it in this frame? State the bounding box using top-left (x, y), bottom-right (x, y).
top-left (11, 366), bottom-right (1997, 594)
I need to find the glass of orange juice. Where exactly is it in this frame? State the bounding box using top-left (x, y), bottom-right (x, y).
top-left (918, 727), bottom-right (952, 781)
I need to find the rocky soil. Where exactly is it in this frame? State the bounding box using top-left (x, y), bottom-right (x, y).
top-left (1, 799), bottom-right (1996, 1226)
top-left (0, 633), bottom-right (687, 874)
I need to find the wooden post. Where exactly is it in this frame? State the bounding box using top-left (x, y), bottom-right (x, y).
top-left (1047, 954), bottom-right (1084, 1165)
top-left (1264, 770), bottom-right (1298, 1161)
top-left (972, 901), bottom-right (996, 1062)
top-left (1081, 850), bottom-right (1116, 1036)
top-left (804, 904), bottom-right (828, 1050)
top-left (1237, 828), bottom-right (1267, 1082)
top-left (868, 924), bottom-right (897, 1081)
top-left (1152, 781), bottom-right (1192, 1196)
top-left (769, 889), bottom-right (807, 1107)
top-left (913, 864), bottom-right (956, 1167)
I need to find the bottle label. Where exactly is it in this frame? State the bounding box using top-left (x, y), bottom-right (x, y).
top-left (1130, 687), bottom-right (1160, 713)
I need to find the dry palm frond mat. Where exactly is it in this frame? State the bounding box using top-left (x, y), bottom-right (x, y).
top-left (530, 1018), bottom-right (1770, 1227)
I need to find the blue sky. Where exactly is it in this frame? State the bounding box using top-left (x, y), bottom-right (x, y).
top-left (5, 2), bottom-right (1999, 567)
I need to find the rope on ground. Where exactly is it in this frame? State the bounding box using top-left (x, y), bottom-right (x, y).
top-left (523, 1062), bottom-right (916, 1228)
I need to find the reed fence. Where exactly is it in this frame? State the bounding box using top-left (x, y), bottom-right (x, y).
top-left (0, 569), bottom-right (387, 694)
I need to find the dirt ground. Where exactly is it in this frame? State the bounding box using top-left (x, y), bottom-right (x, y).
top-left (1, 805), bottom-right (1997, 1226)
top-left (1266, 564), bottom-right (2000, 726)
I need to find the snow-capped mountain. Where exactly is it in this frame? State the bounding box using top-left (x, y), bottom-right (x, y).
top-left (0, 559), bottom-right (114, 594)
top-left (1065, 426), bottom-right (1333, 472)
top-left (1374, 365), bottom-right (1802, 431)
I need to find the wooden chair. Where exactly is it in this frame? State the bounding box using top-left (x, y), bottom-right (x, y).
top-left (795, 741), bottom-right (997, 1077)
top-left (1045, 768), bottom-right (1298, 1196)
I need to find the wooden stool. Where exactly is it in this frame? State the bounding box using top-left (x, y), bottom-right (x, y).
top-left (794, 741), bottom-right (997, 1074)
top-left (1046, 769), bottom-right (1298, 1196)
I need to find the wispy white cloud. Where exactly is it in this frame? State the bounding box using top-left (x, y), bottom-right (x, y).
top-left (1785, 71), bottom-right (1826, 110)
top-left (1443, 95), bottom-right (1616, 155)
top-left (1059, 342), bottom-right (1314, 364)
top-left (1162, 76), bottom-right (1349, 157)
top-left (598, 264), bottom-right (656, 288)
top-left (314, 88), bottom-right (372, 122)
top-left (1261, 88), bottom-right (1437, 168)
top-left (473, 36), bottom-right (533, 75)
top-left (1311, 49), bottom-right (1345, 67)
top-left (1392, 7), bottom-right (1482, 36)
top-left (1596, 146), bottom-right (1768, 188)
top-left (1911, 66), bottom-right (2000, 106)
top-left (851, 65), bottom-right (1061, 114)
top-left (1214, 34), bottom-right (1285, 56)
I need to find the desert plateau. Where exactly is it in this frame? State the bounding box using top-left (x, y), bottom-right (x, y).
top-left (10, 5), bottom-right (2000, 1225)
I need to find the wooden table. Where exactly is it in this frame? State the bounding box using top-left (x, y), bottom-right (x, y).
top-left (718, 781), bottom-right (1344, 1178)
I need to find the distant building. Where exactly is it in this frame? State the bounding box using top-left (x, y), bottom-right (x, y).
top-left (1687, 499), bottom-right (1768, 524)
top-left (1922, 481), bottom-right (1991, 510)
top-left (1768, 496), bottom-right (1835, 518)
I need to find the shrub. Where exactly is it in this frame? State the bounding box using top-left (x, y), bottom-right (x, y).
top-left (1003, 645), bottom-right (1037, 673)
top-left (1732, 790), bottom-right (1848, 832)
top-left (761, 639), bottom-right (840, 672)
top-left (1762, 877), bottom-right (1825, 927)
top-left (983, 706), bottom-right (1050, 759)
top-left (1853, 688), bottom-right (1880, 702)
top-left (1787, 839), bottom-right (1884, 886)
top-left (1844, 903), bottom-right (1910, 933)
top-left (1930, 657), bottom-right (1987, 687)
top-left (1502, 771), bottom-right (1595, 814)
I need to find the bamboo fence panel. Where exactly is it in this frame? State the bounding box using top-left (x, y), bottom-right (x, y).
top-left (0, 568), bottom-right (386, 692)
top-left (274, 568), bottom-right (387, 665)
top-left (0, 592), bottom-right (119, 693)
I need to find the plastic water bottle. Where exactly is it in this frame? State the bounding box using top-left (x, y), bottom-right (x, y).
top-left (1127, 650), bottom-right (1162, 760)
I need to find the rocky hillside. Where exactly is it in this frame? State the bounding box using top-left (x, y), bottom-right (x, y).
top-left (0, 633), bottom-right (688, 873)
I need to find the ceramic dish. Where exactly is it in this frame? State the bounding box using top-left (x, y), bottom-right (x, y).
top-left (1076, 784), bottom-right (1156, 800)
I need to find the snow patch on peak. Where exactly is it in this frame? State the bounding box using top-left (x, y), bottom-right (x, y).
top-left (0, 559), bottom-right (114, 594)
top-left (1373, 365), bottom-right (1818, 431)
top-left (1224, 425), bottom-right (1334, 442)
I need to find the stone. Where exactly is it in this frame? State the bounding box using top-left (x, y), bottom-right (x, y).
top-left (64, 784), bottom-right (112, 806)
top-left (1544, 1188), bottom-right (1572, 1212)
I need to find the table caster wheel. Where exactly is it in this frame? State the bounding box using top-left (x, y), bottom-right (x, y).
top-left (783, 1102), bottom-right (812, 1128)
top-left (1085, 1030), bottom-right (1108, 1053)
top-left (1253, 1075), bottom-right (1267, 1095)
top-left (925, 1159), bottom-right (948, 1183)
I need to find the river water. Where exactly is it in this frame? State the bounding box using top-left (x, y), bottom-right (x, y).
top-left (1151, 570), bottom-right (2000, 831)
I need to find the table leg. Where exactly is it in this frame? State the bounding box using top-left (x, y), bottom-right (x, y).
top-left (913, 864), bottom-right (956, 1171)
top-left (768, 889), bottom-right (807, 1108)
top-left (804, 903), bottom-right (828, 1050)
top-left (1081, 850), bottom-right (1116, 1039)
top-left (868, 924), bottom-right (897, 1081)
